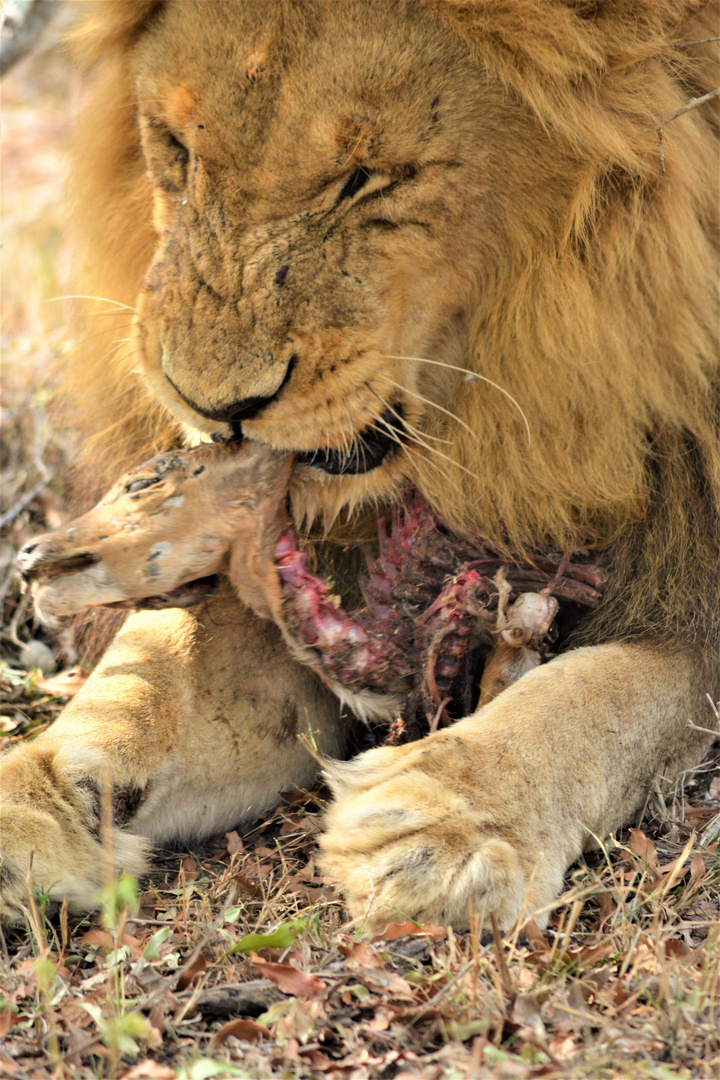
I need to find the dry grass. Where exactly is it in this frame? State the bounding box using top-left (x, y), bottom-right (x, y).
top-left (1, 30), bottom-right (719, 1080)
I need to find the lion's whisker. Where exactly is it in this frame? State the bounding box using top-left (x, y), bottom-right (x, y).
top-left (382, 376), bottom-right (475, 439)
top-left (373, 397), bottom-right (483, 489)
top-left (384, 353), bottom-right (531, 444)
top-left (50, 294), bottom-right (137, 312)
top-left (74, 323), bottom-right (138, 349)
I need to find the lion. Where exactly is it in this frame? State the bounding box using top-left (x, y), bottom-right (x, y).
top-left (1, 0), bottom-right (718, 932)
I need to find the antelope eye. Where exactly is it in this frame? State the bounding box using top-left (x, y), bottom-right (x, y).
top-left (167, 131), bottom-right (188, 165)
top-left (125, 477), bottom-right (161, 494)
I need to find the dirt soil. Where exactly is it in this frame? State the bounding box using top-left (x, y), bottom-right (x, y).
top-left (1, 28), bottom-right (718, 1080)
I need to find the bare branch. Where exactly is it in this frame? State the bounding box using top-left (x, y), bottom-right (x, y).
top-left (0, 0), bottom-right (58, 78)
top-left (675, 36), bottom-right (720, 49)
top-left (653, 86), bottom-right (720, 130)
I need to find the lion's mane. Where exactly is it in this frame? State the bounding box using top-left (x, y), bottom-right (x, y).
top-left (62, 1), bottom-right (719, 678)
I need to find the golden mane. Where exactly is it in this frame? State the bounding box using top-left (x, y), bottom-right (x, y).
top-left (63, 0), bottom-right (719, 661)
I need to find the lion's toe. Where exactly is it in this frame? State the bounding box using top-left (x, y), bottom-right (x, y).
top-left (321, 747), bottom-right (531, 934)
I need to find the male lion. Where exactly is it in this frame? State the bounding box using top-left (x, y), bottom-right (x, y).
top-left (1, 0), bottom-right (718, 931)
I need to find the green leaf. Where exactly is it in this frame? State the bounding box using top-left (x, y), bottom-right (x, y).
top-left (176, 1060), bottom-right (246, 1080)
top-left (257, 1000), bottom-right (294, 1027)
top-left (143, 925), bottom-right (172, 960)
top-left (227, 917), bottom-right (307, 955)
top-left (80, 1002), bottom-right (105, 1029)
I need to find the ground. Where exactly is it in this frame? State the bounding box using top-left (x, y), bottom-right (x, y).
top-left (1, 28), bottom-right (718, 1080)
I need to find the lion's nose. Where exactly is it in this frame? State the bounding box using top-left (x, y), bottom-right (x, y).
top-left (220, 394), bottom-right (278, 423)
top-left (165, 356), bottom-right (296, 432)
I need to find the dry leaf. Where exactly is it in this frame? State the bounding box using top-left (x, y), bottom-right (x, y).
top-left (0, 1010), bottom-right (14, 1038)
top-left (512, 993), bottom-right (546, 1040)
top-left (276, 998), bottom-right (325, 1043)
top-left (80, 929), bottom-right (141, 955)
top-left (372, 920), bottom-right (447, 942)
top-left (523, 919), bottom-right (550, 951)
top-left (338, 940), bottom-right (385, 968)
top-left (176, 952), bottom-right (207, 992)
top-left (664, 940), bottom-right (693, 960)
top-left (178, 856), bottom-right (198, 882)
top-left (251, 957), bottom-right (327, 999)
top-left (626, 825), bottom-right (660, 876)
top-left (709, 776), bottom-right (720, 800)
top-left (226, 830), bottom-right (245, 855)
top-left (683, 806), bottom-right (716, 826)
top-left (353, 966), bottom-right (416, 1001)
top-left (689, 852), bottom-right (707, 882)
top-left (122, 1059), bottom-right (176, 1080)
top-left (209, 1018), bottom-right (271, 1048)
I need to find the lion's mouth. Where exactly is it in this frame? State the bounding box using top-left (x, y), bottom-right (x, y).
top-left (297, 405), bottom-right (406, 475)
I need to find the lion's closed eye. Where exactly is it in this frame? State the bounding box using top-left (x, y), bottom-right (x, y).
top-left (338, 166), bottom-right (374, 201)
top-left (335, 166), bottom-right (397, 205)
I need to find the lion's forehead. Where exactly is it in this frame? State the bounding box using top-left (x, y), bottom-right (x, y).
top-left (133, 0), bottom-right (472, 182)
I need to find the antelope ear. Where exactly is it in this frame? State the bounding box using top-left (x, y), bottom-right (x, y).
top-left (68, 0), bottom-right (164, 67)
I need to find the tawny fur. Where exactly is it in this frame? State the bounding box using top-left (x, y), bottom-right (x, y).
top-left (1, 0), bottom-right (718, 929)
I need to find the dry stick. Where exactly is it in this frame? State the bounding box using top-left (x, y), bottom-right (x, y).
top-left (490, 913), bottom-right (514, 1002)
top-left (172, 882), bottom-right (239, 1009)
top-left (654, 87), bottom-right (720, 128)
top-left (675, 36), bottom-right (720, 48)
top-left (0, 478), bottom-right (50, 530)
top-left (24, 849), bottom-right (46, 951)
top-left (0, 0), bottom-right (57, 77)
top-left (686, 720), bottom-right (720, 738)
top-left (650, 86), bottom-right (720, 174)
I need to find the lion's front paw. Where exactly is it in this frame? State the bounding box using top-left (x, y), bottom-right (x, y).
top-left (0, 743), bottom-right (149, 924)
top-left (320, 727), bottom-right (562, 934)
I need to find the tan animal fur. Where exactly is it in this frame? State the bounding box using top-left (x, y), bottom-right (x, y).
top-left (1, 0), bottom-right (718, 931)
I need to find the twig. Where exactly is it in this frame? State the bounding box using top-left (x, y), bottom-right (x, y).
top-left (675, 36), bottom-right (720, 48)
top-left (653, 87), bottom-right (720, 129)
top-left (490, 913), bottom-right (514, 1002)
top-left (686, 720), bottom-right (720, 738)
top-left (0, 478), bottom-right (50, 530)
top-left (0, 0), bottom-right (57, 77)
top-left (701, 812), bottom-right (720, 847)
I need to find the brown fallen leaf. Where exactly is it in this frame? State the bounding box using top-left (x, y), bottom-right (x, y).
top-left (0, 1009), bottom-right (14, 1038)
top-left (513, 992), bottom-right (546, 1040)
top-left (176, 952), bottom-right (207, 992)
top-left (338, 940), bottom-right (385, 968)
top-left (523, 919), bottom-right (550, 951)
top-left (372, 920), bottom-right (447, 943)
top-left (683, 806), bottom-right (716, 826)
top-left (664, 940), bottom-right (693, 961)
top-left (122, 1060), bottom-right (176, 1080)
top-left (276, 998), bottom-right (326, 1043)
top-left (80, 928), bottom-right (142, 955)
top-left (658, 855), bottom-right (690, 879)
top-left (251, 957), bottom-right (327, 999)
top-left (689, 851), bottom-right (707, 882)
top-left (209, 1018), bottom-right (271, 1048)
top-left (226, 830), bottom-right (245, 856)
top-left (622, 828), bottom-right (661, 882)
top-left (351, 966), bottom-right (416, 1002)
top-left (177, 856), bottom-right (198, 882)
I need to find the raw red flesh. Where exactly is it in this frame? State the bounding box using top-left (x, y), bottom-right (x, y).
top-left (273, 495), bottom-right (610, 740)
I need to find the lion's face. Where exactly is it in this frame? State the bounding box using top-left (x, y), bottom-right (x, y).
top-left (131, 0), bottom-right (544, 510)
